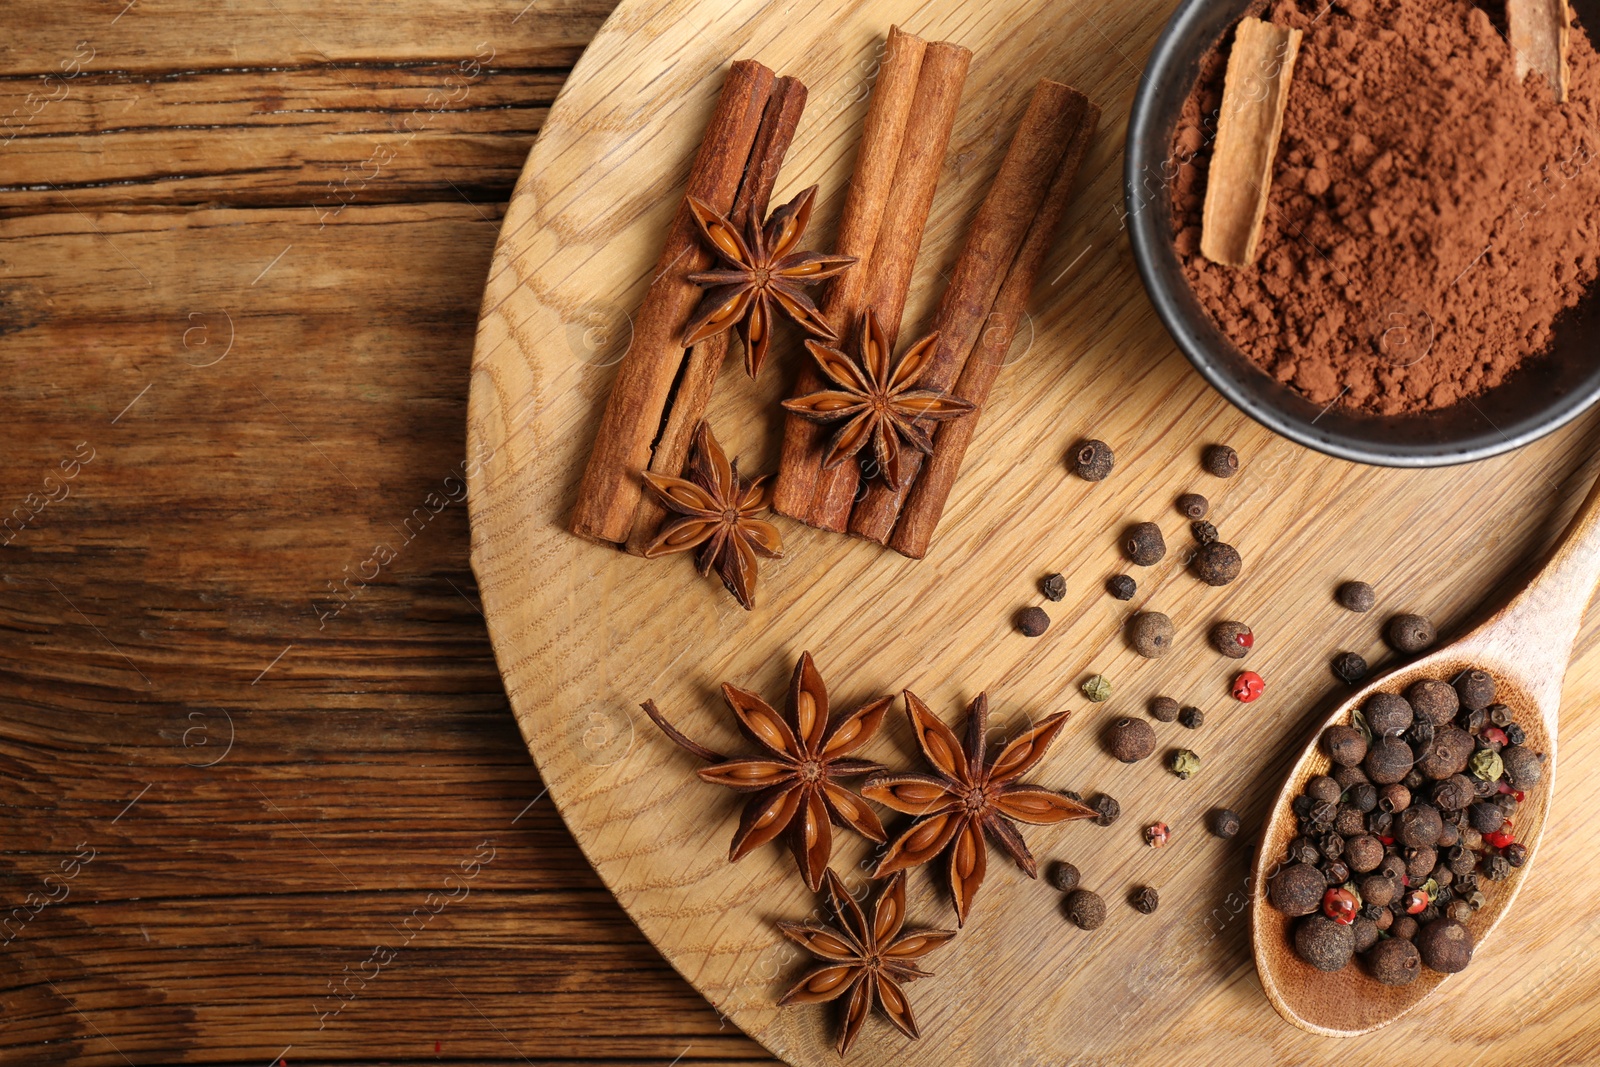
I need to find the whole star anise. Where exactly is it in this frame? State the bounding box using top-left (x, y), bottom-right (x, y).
top-left (641, 420), bottom-right (782, 610)
top-left (863, 692), bottom-right (1097, 925)
top-left (780, 309), bottom-right (975, 490)
top-left (641, 651), bottom-right (892, 891)
top-left (683, 185), bottom-right (856, 379)
top-left (778, 868), bottom-right (954, 1056)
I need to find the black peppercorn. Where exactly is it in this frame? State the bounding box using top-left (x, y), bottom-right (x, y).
top-left (1472, 776), bottom-right (1499, 798)
top-left (1348, 782), bottom-right (1378, 813)
top-left (1416, 919), bottom-right (1474, 973)
top-left (1505, 722), bottom-right (1526, 745)
top-left (1149, 696), bottom-right (1179, 722)
top-left (1447, 845), bottom-right (1476, 877)
top-left (1193, 541), bottom-right (1243, 586)
top-left (1047, 860), bottom-right (1081, 892)
top-left (1406, 718), bottom-right (1436, 749)
top-left (1487, 703), bottom-right (1514, 727)
top-left (1364, 736), bottom-right (1414, 784)
top-left (1210, 808), bottom-right (1242, 839)
top-left (1402, 768), bottom-right (1425, 790)
top-left (1131, 886), bottom-right (1160, 914)
top-left (1319, 832), bottom-right (1346, 861)
top-left (1406, 679), bottom-right (1460, 727)
top-left (1128, 611), bottom-right (1175, 657)
top-left (1092, 793), bottom-right (1120, 827)
top-left (1505, 842), bottom-right (1529, 868)
top-left (1294, 915), bottom-right (1355, 971)
top-left (1467, 801), bottom-right (1505, 834)
top-left (1359, 903), bottom-right (1385, 922)
top-left (1269, 863), bottom-right (1326, 916)
top-left (1107, 717), bottom-right (1157, 763)
top-left (1368, 937), bottom-right (1421, 986)
top-left (1292, 794), bottom-right (1314, 819)
top-left (1040, 573), bottom-right (1067, 602)
top-left (1179, 705), bottom-right (1205, 730)
top-left (1287, 837), bottom-right (1321, 865)
top-left (1107, 574), bottom-right (1137, 601)
top-left (1191, 520), bottom-right (1219, 545)
top-left (1332, 652), bottom-right (1370, 685)
top-left (1502, 745), bottom-right (1543, 788)
top-left (1016, 605), bottom-right (1050, 637)
top-left (1416, 904), bottom-right (1441, 926)
top-left (1458, 706), bottom-right (1487, 733)
top-left (1437, 819), bottom-right (1461, 849)
top-left (1070, 439), bottom-right (1115, 481)
top-left (1064, 888), bottom-right (1107, 929)
top-left (1203, 443), bottom-right (1241, 479)
top-left (1209, 620), bottom-right (1254, 659)
top-left (1455, 669), bottom-right (1496, 711)
top-left (1367, 809), bottom-right (1393, 836)
top-left (1482, 855), bottom-right (1511, 882)
top-left (1323, 724), bottom-right (1368, 767)
top-left (1386, 613), bottom-right (1437, 654)
top-left (1124, 522), bottom-right (1166, 566)
top-left (1432, 774), bottom-right (1475, 812)
top-left (1307, 800), bottom-right (1337, 833)
top-left (1475, 730), bottom-right (1505, 754)
top-left (1336, 580), bottom-right (1377, 613)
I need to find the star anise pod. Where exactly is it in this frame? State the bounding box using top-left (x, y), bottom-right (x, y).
top-left (862, 692), bottom-right (1097, 925)
top-left (641, 420), bottom-right (782, 610)
top-left (683, 185), bottom-right (856, 379)
top-left (640, 652), bottom-right (892, 891)
top-left (778, 868), bottom-right (954, 1056)
top-left (780, 309), bottom-right (975, 490)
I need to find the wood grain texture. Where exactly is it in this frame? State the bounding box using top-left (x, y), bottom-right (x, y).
top-left (467, 0), bottom-right (1600, 1063)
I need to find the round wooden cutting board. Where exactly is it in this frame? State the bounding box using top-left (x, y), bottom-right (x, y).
top-left (466, 0), bottom-right (1600, 1062)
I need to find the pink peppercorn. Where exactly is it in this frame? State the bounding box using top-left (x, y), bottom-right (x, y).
top-left (1232, 671), bottom-right (1266, 702)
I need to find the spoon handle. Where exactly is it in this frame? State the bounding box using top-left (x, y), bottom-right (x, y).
top-left (1480, 470), bottom-right (1600, 708)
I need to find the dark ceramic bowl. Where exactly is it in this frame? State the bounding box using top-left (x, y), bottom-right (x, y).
top-left (1125, 0), bottom-right (1600, 467)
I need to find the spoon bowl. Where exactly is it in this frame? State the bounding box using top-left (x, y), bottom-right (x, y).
top-left (1252, 475), bottom-right (1600, 1034)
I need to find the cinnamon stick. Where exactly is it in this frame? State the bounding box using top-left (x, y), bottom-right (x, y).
top-left (623, 76), bottom-right (807, 555)
top-left (804, 39), bottom-right (972, 531)
top-left (569, 59), bottom-right (775, 545)
top-left (771, 27), bottom-right (929, 520)
top-left (1509, 0), bottom-right (1570, 103)
top-left (891, 97), bottom-right (1100, 560)
top-left (1199, 18), bottom-right (1302, 268)
top-left (849, 79), bottom-right (1091, 544)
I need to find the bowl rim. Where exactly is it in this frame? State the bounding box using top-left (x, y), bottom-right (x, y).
top-left (1123, 0), bottom-right (1600, 469)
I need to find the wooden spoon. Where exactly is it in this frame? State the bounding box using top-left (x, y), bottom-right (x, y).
top-left (1252, 472), bottom-right (1600, 1035)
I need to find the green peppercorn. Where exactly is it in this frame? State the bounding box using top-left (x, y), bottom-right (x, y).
top-left (1128, 611), bottom-right (1175, 657)
top-left (1169, 748), bottom-right (1201, 780)
top-left (1040, 573), bottom-right (1067, 601)
top-left (1082, 675), bottom-right (1112, 703)
top-left (1336, 580), bottom-right (1377, 613)
top-left (1107, 574), bottom-right (1137, 601)
top-left (1015, 605), bottom-right (1051, 637)
top-left (1386, 613), bottom-right (1437, 654)
top-left (1149, 696), bottom-right (1180, 722)
top-left (1468, 748), bottom-right (1504, 781)
top-left (1179, 705), bottom-right (1205, 729)
top-left (1176, 493), bottom-right (1209, 520)
top-left (1070, 439), bottom-right (1115, 481)
top-left (1203, 443), bottom-right (1241, 478)
top-left (1124, 522), bottom-right (1166, 566)
top-left (1192, 541), bottom-right (1243, 586)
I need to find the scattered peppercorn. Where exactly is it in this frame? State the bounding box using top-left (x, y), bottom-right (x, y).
top-left (1332, 652), bottom-right (1369, 685)
top-left (1416, 919), bottom-right (1474, 973)
top-left (1047, 860), bottom-right (1081, 892)
top-left (1144, 822), bottom-right (1170, 848)
top-left (1336, 580), bottom-right (1377, 613)
top-left (1128, 611), bottom-right (1175, 657)
top-left (1191, 520), bottom-right (1219, 546)
top-left (1169, 748), bottom-right (1201, 780)
top-left (1107, 717), bottom-right (1157, 763)
top-left (1368, 937), bottom-right (1421, 986)
top-left (1070, 439), bottom-right (1115, 481)
top-left (1107, 574), bottom-right (1137, 601)
top-left (1149, 696), bottom-right (1180, 722)
top-left (1040, 573), bottom-right (1067, 602)
top-left (1124, 522), bottom-right (1166, 566)
top-left (1176, 492), bottom-right (1209, 520)
top-left (1092, 793), bottom-right (1121, 827)
top-left (1209, 620), bottom-right (1254, 659)
top-left (1231, 670), bottom-right (1265, 702)
top-left (1203, 443), bottom-right (1241, 478)
top-left (1081, 675), bottom-right (1112, 703)
top-left (1015, 605), bottom-right (1050, 637)
top-left (1131, 886), bottom-right (1160, 914)
top-left (1295, 915), bottom-right (1355, 971)
top-left (1193, 541), bottom-right (1243, 586)
top-left (1386, 613), bottom-right (1437, 654)
top-left (1178, 705), bottom-right (1205, 730)
top-left (1210, 808), bottom-right (1241, 839)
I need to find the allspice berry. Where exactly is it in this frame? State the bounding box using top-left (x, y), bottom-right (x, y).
top-left (1041, 573), bottom-right (1067, 602)
top-left (1210, 808), bottom-right (1242, 839)
top-left (1391, 915), bottom-right (1419, 941)
top-left (1124, 522), bottom-right (1167, 566)
top-left (1209, 620), bottom-right (1253, 659)
top-left (1322, 724), bottom-right (1368, 767)
top-left (1065, 888), bottom-right (1107, 930)
top-left (1176, 493), bottom-right (1210, 520)
top-left (1416, 726), bottom-right (1474, 780)
top-left (1332, 652), bottom-right (1370, 685)
top-left (1149, 696), bottom-right (1180, 722)
top-left (1306, 775), bottom-right (1341, 804)
top-left (1406, 678), bottom-right (1460, 726)
top-left (1415, 918), bottom-right (1474, 973)
top-left (1364, 692), bottom-right (1414, 738)
top-left (1107, 717), bottom-right (1157, 763)
top-left (1107, 574), bottom-right (1137, 601)
top-left (1345, 833), bottom-right (1384, 873)
top-left (1502, 744), bottom-right (1543, 788)
top-left (1047, 860), bottom-right (1081, 892)
top-left (1193, 541), bottom-right (1242, 586)
top-left (1268, 862), bottom-right (1326, 916)
top-left (1359, 873), bottom-right (1397, 908)
top-left (1455, 668), bottom-right (1496, 710)
top-left (1378, 783), bottom-right (1411, 813)
top-left (1364, 736), bottom-right (1414, 785)
top-left (1336, 580), bottom-right (1377, 613)
top-left (1070, 439), bottom-right (1115, 481)
top-left (1128, 611), bottom-right (1175, 657)
top-left (1131, 886), bottom-right (1160, 914)
top-left (1368, 937), bottom-right (1421, 986)
top-left (1016, 605), bottom-right (1051, 638)
top-left (1397, 804), bottom-right (1443, 848)
top-left (1386, 613), bottom-right (1437, 654)
top-left (1203, 443), bottom-right (1241, 478)
top-left (1353, 918), bottom-right (1380, 954)
top-left (1294, 915), bottom-right (1354, 972)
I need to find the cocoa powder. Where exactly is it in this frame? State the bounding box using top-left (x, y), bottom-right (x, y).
top-left (1172, 0), bottom-right (1600, 414)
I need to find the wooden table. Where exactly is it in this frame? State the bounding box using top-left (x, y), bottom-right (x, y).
top-left (7, 2), bottom-right (1600, 1065)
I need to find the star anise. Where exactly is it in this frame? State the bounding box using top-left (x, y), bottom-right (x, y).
top-left (778, 868), bottom-right (955, 1056)
top-left (683, 185), bottom-right (856, 379)
top-left (641, 651), bottom-right (892, 891)
top-left (862, 692), bottom-right (1097, 925)
top-left (641, 420), bottom-right (782, 610)
top-left (780, 309), bottom-right (975, 490)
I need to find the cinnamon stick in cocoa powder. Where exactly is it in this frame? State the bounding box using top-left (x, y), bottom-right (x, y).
top-left (1199, 18), bottom-right (1302, 268)
top-left (849, 79), bottom-right (1091, 544)
top-left (569, 60), bottom-right (775, 545)
top-left (771, 27), bottom-right (929, 521)
top-left (623, 76), bottom-right (808, 555)
top-left (1508, 0), bottom-right (1570, 103)
top-left (891, 96), bottom-right (1099, 560)
top-left (804, 39), bottom-right (972, 531)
